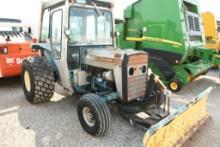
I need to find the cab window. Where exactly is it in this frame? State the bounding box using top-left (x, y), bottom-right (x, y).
top-left (51, 10), bottom-right (63, 59)
top-left (40, 9), bottom-right (50, 42)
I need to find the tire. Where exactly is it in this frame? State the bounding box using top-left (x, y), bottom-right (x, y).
top-left (77, 93), bottom-right (111, 136)
top-left (21, 57), bottom-right (55, 104)
top-left (212, 65), bottom-right (219, 70)
top-left (201, 70), bottom-right (208, 75)
top-left (168, 79), bottom-right (182, 92)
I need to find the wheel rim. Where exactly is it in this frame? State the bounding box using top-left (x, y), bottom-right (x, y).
top-left (82, 107), bottom-right (95, 127)
top-left (24, 71), bottom-right (31, 92)
top-left (170, 82), bottom-right (178, 91)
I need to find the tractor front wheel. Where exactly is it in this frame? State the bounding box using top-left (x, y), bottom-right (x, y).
top-left (77, 93), bottom-right (111, 136)
top-left (21, 57), bottom-right (55, 104)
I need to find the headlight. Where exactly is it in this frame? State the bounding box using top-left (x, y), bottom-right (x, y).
top-left (32, 48), bottom-right (38, 52)
top-left (0, 47), bottom-right (8, 54)
top-left (142, 65), bottom-right (147, 74)
top-left (129, 67), bottom-right (134, 76)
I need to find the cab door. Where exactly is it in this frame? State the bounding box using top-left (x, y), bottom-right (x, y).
top-left (50, 7), bottom-right (73, 94)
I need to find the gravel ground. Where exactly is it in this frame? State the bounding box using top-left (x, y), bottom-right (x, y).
top-left (0, 70), bottom-right (220, 147)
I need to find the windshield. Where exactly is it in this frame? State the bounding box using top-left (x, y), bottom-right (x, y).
top-left (69, 7), bottom-right (113, 46)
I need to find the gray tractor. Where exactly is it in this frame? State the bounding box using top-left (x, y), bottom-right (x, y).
top-left (21, 0), bottom-right (170, 136)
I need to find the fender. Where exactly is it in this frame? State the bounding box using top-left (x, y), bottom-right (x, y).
top-left (32, 43), bottom-right (61, 82)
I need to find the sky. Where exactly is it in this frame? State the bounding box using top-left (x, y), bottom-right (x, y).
top-left (0, 0), bottom-right (42, 37)
top-left (199, 0), bottom-right (220, 19)
top-left (0, 0), bottom-right (219, 37)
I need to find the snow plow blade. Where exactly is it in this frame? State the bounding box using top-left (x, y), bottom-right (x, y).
top-left (143, 87), bottom-right (212, 147)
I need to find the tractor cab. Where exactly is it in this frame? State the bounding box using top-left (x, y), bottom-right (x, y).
top-left (38, 0), bottom-right (115, 93)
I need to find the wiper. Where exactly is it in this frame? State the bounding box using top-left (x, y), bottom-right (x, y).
top-left (92, 2), bottom-right (103, 16)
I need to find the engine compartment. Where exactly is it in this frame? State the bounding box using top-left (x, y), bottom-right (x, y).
top-left (69, 47), bottom-right (149, 102)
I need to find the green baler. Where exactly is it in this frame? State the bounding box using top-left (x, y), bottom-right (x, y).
top-left (116, 0), bottom-right (220, 91)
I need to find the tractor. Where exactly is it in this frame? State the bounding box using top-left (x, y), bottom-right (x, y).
top-left (22, 0), bottom-right (170, 137)
top-left (21, 0), bottom-right (212, 146)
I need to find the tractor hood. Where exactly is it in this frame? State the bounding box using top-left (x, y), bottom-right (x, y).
top-left (84, 48), bottom-right (147, 69)
top-left (82, 47), bottom-right (148, 101)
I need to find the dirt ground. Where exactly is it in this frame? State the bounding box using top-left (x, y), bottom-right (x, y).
top-left (0, 70), bottom-right (220, 147)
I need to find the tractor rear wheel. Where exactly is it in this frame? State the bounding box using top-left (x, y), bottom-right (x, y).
top-left (77, 93), bottom-right (111, 136)
top-left (21, 57), bottom-right (55, 104)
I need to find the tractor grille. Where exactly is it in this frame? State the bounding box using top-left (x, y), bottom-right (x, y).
top-left (186, 11), bottom-right (202, 36)
top-left (123, 53), bottom-right (148, 102)
top-left (127, 74), bottom-right (147, 101)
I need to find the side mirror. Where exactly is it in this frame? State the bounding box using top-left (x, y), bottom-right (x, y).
top-left (115, 31), bottom-right (120, 37)
top-left (65, 29), bottom-right (71, 36)
top-left (111, 31), bottom-right (120, 38)
top-left (115, 19), bottom-right (124, 24)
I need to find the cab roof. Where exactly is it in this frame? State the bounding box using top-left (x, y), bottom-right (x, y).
top-left (44, 0), bottom-right (112, 10)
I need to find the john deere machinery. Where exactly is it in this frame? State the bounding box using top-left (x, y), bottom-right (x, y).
top-left (218, 20), bottom-right (220, 49)
top-left (21, 0), bottom-right (212, 146)
top-left (116, 0), bottom-right (220, 92)
top-left (202, 12), bottom-right (220, 50)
